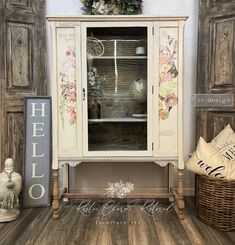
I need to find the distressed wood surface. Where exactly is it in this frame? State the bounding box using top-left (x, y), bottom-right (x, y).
top-left (0, 208), bottom-right (40, 245)
top-left (34, 205), bottom-right (77, 244)
top-left (0, 198), bottom-right (234, 245)
top-left (213, 21), bottom-right (233, 86)
top-left (69, 208), bottom-right (100, 245)
top-left (196, 0), bottom-right (235, 142)
top-left (7, 23), bottom-right (32, 89)
top-left (182, 198), bottom-right (235, 245)
top-left (14, 207), bottom-right (52, 245)
top-left (154, 205), bottom-right (191, 245)
top-left (153, 209), bottom-right (177, 245)
top-left (7, 112), bottom-right (24, 174)
top-left (0, 0), bottom-right (47, 172)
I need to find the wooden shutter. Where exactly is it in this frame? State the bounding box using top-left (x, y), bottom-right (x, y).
top-left (196, 0), bottom-right (235, 141)
top-left (0, 0), bottom-right (47, 172)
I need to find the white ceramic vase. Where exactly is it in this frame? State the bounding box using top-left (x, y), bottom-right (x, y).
top-left (0, 158), bottom-right (22, 222)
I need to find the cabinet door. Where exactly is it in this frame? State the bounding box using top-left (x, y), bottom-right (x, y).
top-left (51, 22), bottom-right (82, 167)
top-left (81, 22), bottom-right (154, 157)
top-left (154, 21), bottom-right (185, 164)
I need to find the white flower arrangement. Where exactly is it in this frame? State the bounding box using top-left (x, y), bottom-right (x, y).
top-left (105, 180), bottom-right (134, 199)
top-left (92, 0), bottom-right (112, 15)
top-left (81, 0), bottom-right (142, 15)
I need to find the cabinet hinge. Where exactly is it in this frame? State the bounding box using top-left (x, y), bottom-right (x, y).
top-left (152, 27), bottom-right (154, 35)
top-left (152, 143), bottom-right (154, 151)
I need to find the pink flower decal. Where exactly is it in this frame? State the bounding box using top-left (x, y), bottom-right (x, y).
top-left (159, 109), bottom-right (169, 120)
top-left (71, 59), bottom-right (76, 68)
top-left (165, 94), bottom-right (178, 107)
top-left (67, 106), bottom-right (77, 124)
top-left (66, 50), bottom-right (72, 56)
top-left (159, 32), bottom-right (178, 120)
top-left (159, 52), bottom-right (171, 65)
top-left (160, 72), bottom-right (172, 84)
top-left (59, 47), bottom-right (77, 128)
top-left (71, 80), bottom-right (76, 89)
top-left (68, 91), bottom-right (76, 103)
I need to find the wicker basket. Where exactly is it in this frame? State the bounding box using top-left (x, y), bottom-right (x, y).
top-left (196, 174), bottom-right (235, 231)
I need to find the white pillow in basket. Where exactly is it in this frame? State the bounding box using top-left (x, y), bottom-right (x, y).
top-left (186, 137), bottom-right (235, 180)
top-left (210, 124), bottom-right (235, 160)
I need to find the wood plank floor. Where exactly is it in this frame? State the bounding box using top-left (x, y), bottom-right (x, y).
top-left (0, 198), bottom-right (234, 245)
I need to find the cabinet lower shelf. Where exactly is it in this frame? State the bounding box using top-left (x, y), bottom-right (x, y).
top-left (88, 144), bottom-right (146, 151)
top-left (88, 118), bottom-right (147, 123)
top-left (91, 56), bottom-right (147, 60)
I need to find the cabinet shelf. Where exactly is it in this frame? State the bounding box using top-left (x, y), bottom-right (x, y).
top-left (90, 56), bottom-right (147, 60)
top-left (88, 118), bottom-right (147, 123)
top-left (89, 144), bottom-right (146, 151)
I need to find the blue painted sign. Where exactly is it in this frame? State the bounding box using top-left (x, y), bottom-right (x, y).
top-left (23, 97), bottom-right (51, 207)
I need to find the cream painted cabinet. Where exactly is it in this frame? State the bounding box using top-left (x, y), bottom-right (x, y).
top-left (47, 16), bottom-right (187, 219)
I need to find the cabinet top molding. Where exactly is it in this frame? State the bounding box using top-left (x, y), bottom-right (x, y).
top-left (46, 15), bottom-right (188, 22)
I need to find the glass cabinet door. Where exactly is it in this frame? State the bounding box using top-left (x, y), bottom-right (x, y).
top-left (84, 25), bottom-right (150, 154)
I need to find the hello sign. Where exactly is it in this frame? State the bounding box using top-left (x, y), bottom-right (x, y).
top-left (23, 97), bottom-right (51, 207)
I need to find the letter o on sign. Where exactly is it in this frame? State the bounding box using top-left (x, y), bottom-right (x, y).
top-left (28, 184), bottom-right (45, 200)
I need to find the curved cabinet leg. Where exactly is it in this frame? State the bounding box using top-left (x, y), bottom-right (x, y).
top-left (52, 169), bottom-right (60, 219)
top-left (177, 169), bottom-right (185, 220)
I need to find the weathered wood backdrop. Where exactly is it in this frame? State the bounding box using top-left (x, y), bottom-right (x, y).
top-left (196, 0), bottom-right (235, 140)
top-left (0, 0), bottom-right (46, 172)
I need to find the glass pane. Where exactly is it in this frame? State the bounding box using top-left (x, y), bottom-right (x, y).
top-left (87, 27), bottom-right (147, 151)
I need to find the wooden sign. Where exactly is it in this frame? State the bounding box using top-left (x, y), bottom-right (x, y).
top-left (23, 97), bottom-right (51, 207)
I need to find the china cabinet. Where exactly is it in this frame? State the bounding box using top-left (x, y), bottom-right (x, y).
top-left (47, 16), bottom-right (187, 219)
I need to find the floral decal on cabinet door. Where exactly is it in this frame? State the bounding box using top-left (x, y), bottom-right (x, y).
top-left (59, 46), bottom-right (77, 128)
top-left (159, 31), bottom-right (178, 120)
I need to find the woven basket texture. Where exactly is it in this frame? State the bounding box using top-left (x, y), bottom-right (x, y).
top-left (196, 174), bottom-right (235, 231)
